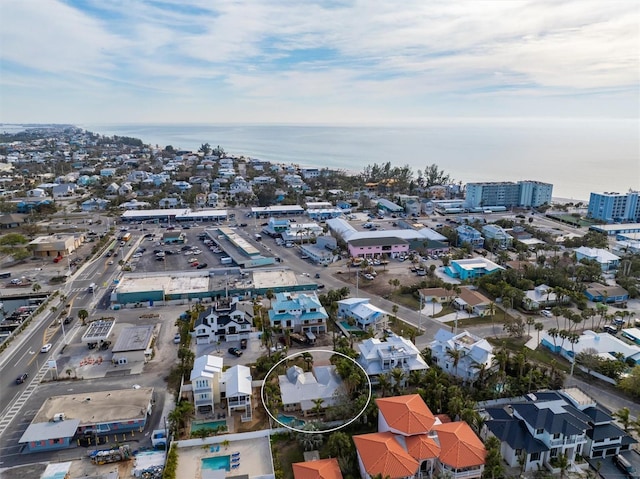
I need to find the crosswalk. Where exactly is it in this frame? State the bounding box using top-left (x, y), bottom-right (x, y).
top-left (0, 362), bottom-right (49, 439)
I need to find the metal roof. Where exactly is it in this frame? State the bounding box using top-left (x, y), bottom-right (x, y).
top-left (19, 419), bottom-right (80, 443)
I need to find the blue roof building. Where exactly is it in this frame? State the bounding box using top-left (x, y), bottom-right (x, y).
top-left (268, 291), bottom-right (328, 335)
top-left (445, 258), bottom-right (503, 280)
top-left (456, 225), bottom-right (484, 248)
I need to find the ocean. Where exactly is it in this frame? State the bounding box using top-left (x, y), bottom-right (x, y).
top-left (84, 119), bottom-right (638, 201)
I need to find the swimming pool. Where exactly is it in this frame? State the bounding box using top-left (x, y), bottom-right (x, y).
top-left (202, 455), bottom-right (230, 471)
top-left (191, 420), bottom-right (227, 433)
top-left (277, 413), bottom-right (306, 427)
top-left (339, 321), bottom-right (361, 332)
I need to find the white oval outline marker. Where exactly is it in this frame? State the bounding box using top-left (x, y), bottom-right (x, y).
top-left (260, 349), bottom-right (372, 434)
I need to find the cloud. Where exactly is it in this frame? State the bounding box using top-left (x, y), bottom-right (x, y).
top-left (0, 0), bottom-right (638, 123)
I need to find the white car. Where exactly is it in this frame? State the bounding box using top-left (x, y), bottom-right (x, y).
top-left (40, 343), bottom-right (52, 353)
top-left (541, 310), bottom-right (553, 318)
top-left (132, 253), bottom-right (143, 258)
top-left (107, 260), bottom-right (115, 265)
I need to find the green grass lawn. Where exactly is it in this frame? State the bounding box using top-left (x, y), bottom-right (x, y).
top-left (487, 337), bottom-right (571, 373)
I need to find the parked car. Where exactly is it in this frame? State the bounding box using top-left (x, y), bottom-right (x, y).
top-left (196, 263), bottom-right (208, 269)
top-left (173, 334), bottom-right (181, 344)
top-left (40, 343), bottom-right (52, 353)
top-left (540, 310), bottom-right (553, 318)
top-left (228, 347), bottom-right (243, 357)
top-left (240, 338), bottom-right (248, 349)
top-left (15, 373), bottom-right (28, 384)
top-left (63, 316), bottom-right (73, 324)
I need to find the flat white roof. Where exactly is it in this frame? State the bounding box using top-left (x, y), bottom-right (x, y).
top-left (251, 205), bottom-right (304, 212)
top-left (592, 223), bottom-right (640, 231)
top-left (122, 208), bottom-right (189, 218)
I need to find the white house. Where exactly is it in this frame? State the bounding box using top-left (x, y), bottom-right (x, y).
top-left (356, 334), bottom-right (428, 383)
top-left (522, 284), bottom-right (572, 311)
top-left (220, 365), bottom-right (253, 422)
top-left (190, 355), bottom-right (224, 414)
top-left (337, 298), bottom-right (388, 331)
top-left (575, 247), bottom-right (620, 271)
top-left (278, 365), bottom-right (344, 417)
top-left (482, 388), bottom-right (636, 472)
top-left (429, 329), bottom-right (495, 383)
top-left (193, 300), bottom-right (252, 345)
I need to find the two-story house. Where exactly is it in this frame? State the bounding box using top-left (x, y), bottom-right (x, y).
top-left (193, 300), bottom-right (252, 345)
top-left (220, 365), bottom-right (253, 422)
top-left (354, 394), bottom-right (486, 479)
top-left (268, 292), bottom-right (328, 336)
top-left (429, 329), bottom-right (494, 383)
top-left (481, 388), bottom-right (634, 473)
top-left (356, 334), bottom-right (428, 384)
top-left (575, 247), bottom-right (620, 271)
top-left (456, 225), bottom-right (484, 248)
top-left (190, 355), bottom-right (223, 415)
top-left (337, 297), bottom-right (388, 331)
top-left (482, 224), bottom-right (513, 249)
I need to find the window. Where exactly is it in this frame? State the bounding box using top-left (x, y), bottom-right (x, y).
top-left (52, 438), bottom-right (61, 444)
top-left (536, 428), bottom-right (544, 435)
top-left (553, 433), bottom-right (561, 439)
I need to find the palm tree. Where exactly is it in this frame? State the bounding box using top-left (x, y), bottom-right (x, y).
top-left (614, 407), bottom-right (632, 432)
top-left (265, 289), bottom-right (274, 309)
top-left (77, 309), bottom-right (89, 325)
top-left (534, 322), bottom-right (544, 344)
top-left (297, 423), bottom-right (323, 451)
top-left (446, 347), bottom-right (462, 377)
top-left (302, 352), bottom-right (314, 372)
top-left (390, 368), bottom-right (405, 394)
top-left (377, 374), bottom-right (392, 397)
top-left (311, 398), bottom-right (325, 417)
top-left (32, 283), bottom-right (41, 293)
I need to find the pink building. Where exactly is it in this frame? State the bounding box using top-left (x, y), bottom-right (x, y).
top-left (347, 237), bottom-right (409, 258)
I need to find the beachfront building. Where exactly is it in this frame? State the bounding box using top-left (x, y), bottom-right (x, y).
top-left (445, 258), bottom-right (504, 280)
top-left (587, 191), bottom-right (640, 223)
top-left (465, 181), bottom-right (552, 209)
top-left (574, 247), bottom-right (620, 271)
top-left (268, 291), bottom-right (328, 336)
top-left (354, 394), bottom-right (485, 479)
top-left (429, 329), bottom-right (495, 383)
top-left (356, 334), bottom-right (428, 384)
top-left (278, 365), bottom-right (344, 417)
top-left (336, 297), bottom-right (388, 331)
top-left (190, 355), bottom-right (224, 414)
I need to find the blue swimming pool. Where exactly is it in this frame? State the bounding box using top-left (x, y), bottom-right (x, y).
top-left (277, 414), bottom-right (306, 427)
top-left (202, 455), bottom-right (230, 471)
top-left (191, 419), bottom-right (227, 433)
top-left (339, 320), bottom-right (360, 332)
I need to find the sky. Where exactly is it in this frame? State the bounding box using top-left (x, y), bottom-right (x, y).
top-left (0, 0), bottom-right (638, 125)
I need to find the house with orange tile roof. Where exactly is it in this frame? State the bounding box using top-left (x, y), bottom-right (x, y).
top-left (353, 432), bottom-right (420, 479)
top-left (434, 421), bottom-right (486, 478)
top-left (354, 394), bottom-right (485, 479)
top-left (293, 458), bottom-right (343, 479)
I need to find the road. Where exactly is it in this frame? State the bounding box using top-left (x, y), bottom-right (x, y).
top-left (0, 242), bottom-right (121, 436)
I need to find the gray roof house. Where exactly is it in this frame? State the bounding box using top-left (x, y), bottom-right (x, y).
top-left (220, 365), bottom-right (253, 422)
top-left (481, 388), bottom-right (636, 473)
top-left (278, 365), bottom-right (343, 417)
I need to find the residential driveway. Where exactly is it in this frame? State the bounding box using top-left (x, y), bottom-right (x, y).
top-left (588, 450), bottom-right (640, 479)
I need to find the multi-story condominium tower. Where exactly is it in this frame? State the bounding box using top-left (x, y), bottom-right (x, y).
top-left (587, 191), bottom-right (640, 223)
top-left (465, 181), bottom-right (553, 209)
